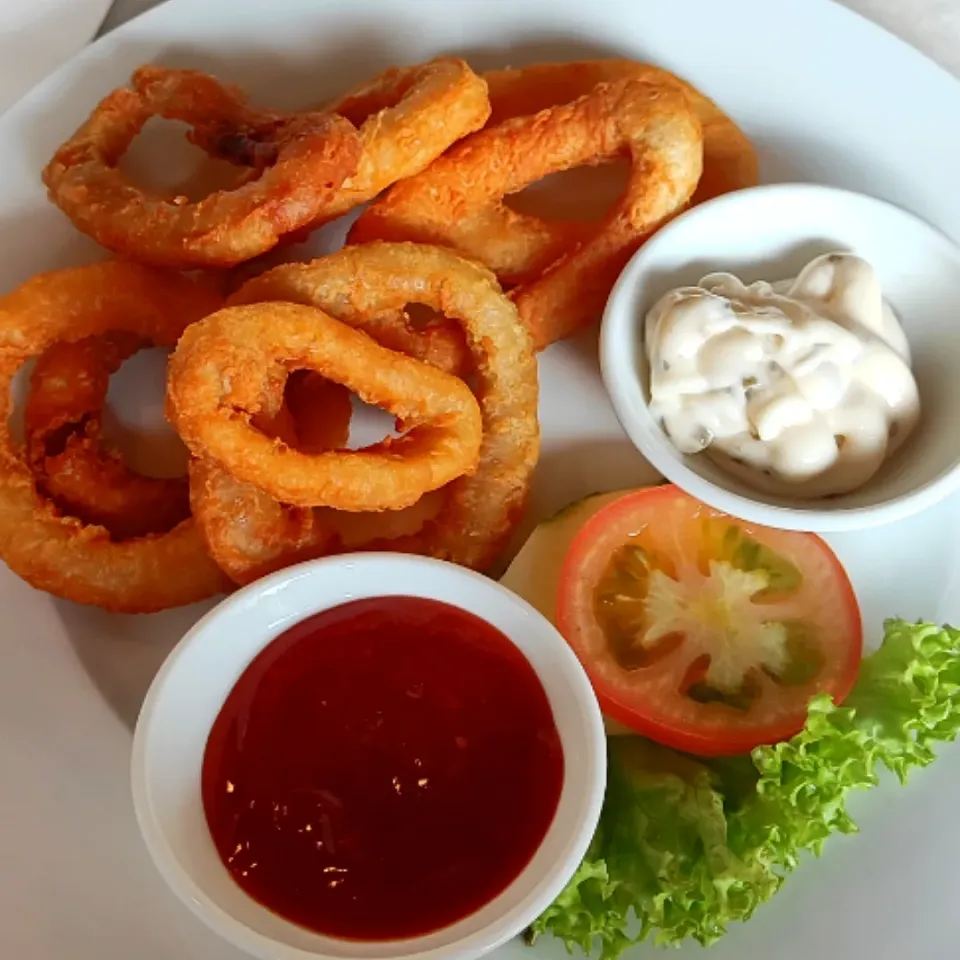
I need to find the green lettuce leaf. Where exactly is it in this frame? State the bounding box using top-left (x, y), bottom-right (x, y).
top-left (528, 619), bottom-right (960, 956)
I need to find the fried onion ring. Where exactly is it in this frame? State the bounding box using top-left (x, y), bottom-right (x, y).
top-left (165, 57), bottom-right (489, 236)
top-left (482, 59), bottom-right (758, 205)
top-left (188, 372), bottom-right (354, 583)
top-left (202, 242), bottom-right (539, 575)
top-left (24, 333), bottom-right (190, 541)
top-left (192, 460), bottom-right (449, 587)
top-left (42, 69), bottom-right (362, 268)
top-left (167, 301), bottom-right (484, 511)
top-left (192, 375), bottom-right (453, 586)
top-left (349, 75), bottom-right (704, 350)
top-left (224, 256), bottom-right (469, 376)
top-left (0, 262), bottom-right (228, 612)
top-left (188, 458), bottom-right (333, 585)
top-left (315, 57), bottom-right (491, 225)
top-left (268, 369), bottom-right (355, 455)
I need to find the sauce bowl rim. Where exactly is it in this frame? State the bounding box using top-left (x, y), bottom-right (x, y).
top-left (131, 552), bottom-right (607, 960)
top-left (600, 181), bottom-right (960, 532)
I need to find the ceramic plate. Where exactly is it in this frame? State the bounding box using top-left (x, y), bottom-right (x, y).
top-left (1, 1), bottom-right (959, 959)
top-left (0, 0), bottom-right (112, 113)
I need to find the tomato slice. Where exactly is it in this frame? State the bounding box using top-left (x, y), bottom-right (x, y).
top-left (556, 485), bottom-right (862, 756)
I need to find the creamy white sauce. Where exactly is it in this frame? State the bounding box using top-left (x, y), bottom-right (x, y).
top-left (644, 252), bottom-right (920, 498)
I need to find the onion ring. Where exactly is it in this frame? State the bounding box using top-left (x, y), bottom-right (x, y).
top-left (267, 369), bottom-right (354, 455)
top-left (316, 57), bottom-right (491, 225)
top-left (188, 373), bottom-right (355, 584)
top-left (349, 76), bottom-right (703, 350)
top-left (24, 333), bottom-right (190, 541)
top-left (203, 242), bottom-right (539, 576)
top-left (42, 69), bottom-right (362, 268)
top-left (224, 256), bottom-right (469, 376)
top-left (193, 458), bottom-right (449, 586)
top-left (188, 458), bottom-right (333, 585)
top-left (0, 261), bottom-right (228, 612)
top-left (170, 57), bottom-right (488, 234)
top-left (191, 375), bottom-right (452, 585)
top-left (482, 59), bottom-right (758, 205)
top-left (167, 301), bottom-right (484, 511)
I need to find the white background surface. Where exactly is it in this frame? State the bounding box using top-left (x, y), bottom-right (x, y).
top-left (4, 2), bottom-right (960, 960)
top-left (100, 0), bottom-right (960, 76)
top-left (0, 0), bottom-right (111, 112)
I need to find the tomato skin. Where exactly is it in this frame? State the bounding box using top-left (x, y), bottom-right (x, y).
top-left (556, 485), bottom-right (863, 756)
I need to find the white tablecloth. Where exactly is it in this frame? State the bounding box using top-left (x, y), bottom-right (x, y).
top-left (100, 0), bottom-right (960, 78)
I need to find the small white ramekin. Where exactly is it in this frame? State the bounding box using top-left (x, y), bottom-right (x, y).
top-left (131, 553), bottom-right (606, 960)
top-left (601, 183), bottom-right (960, 532)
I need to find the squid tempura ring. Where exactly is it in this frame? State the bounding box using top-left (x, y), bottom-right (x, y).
top-left (349, 78), bottom-right (703, 350)
top-left (24, 334), bottom-right (190, 541)
top-left (42, 69), bottom-right (362, 268)
top-left (0, 262), bottom-right (229, 612)
top-left (226, 242), bottom-right (540, 572)
top-left (167, 301), bottom-right (483, 511)
top-left (29, 334), bottom-right (351, 583)
top-left (481, 59), bottom-right (758, 205)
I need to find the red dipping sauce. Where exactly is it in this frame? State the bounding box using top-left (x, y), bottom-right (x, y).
top-left (202, 596), bottom-right (564, 941)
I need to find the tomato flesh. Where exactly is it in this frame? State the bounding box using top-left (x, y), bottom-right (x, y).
top-left (556, 485), bottom-right (862, 756)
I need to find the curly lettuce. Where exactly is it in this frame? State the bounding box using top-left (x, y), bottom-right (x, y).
top-left (529, 619), bottom-right (960, 955)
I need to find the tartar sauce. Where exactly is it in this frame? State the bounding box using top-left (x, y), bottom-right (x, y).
top-left (645, 252), bottom-right (920, 497)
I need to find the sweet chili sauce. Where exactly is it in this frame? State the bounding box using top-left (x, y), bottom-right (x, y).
top-left (202, 596), bottom-right (564, 940)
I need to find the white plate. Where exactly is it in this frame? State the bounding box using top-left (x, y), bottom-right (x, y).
top-left (1, 2), bottom-right (960, 960)
top-left (0, 0), bottom-right (112, 114)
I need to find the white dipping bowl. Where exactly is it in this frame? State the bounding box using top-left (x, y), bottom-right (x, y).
top-left (600, 183), bottom-right (960, 531)
top-left (131, 554), bottom-right (605, 960)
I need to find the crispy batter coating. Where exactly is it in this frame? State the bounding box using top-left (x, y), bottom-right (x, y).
top-left (269, 369), bottom-right (354, 455)
top-left (316, 57), bottom-right (491, 225)
top-left (351, 65), bottom-right (744, 349)
top-left (226, 257), bottom-right (469, 376)
top-left (25, 334), bottom-right (190, 540)
top-left (15, 57), bottom-right (757, 607)
top-left (187, 459), bottom-right (333, 586)
top-left (0, 262), bottom-right (229, 612)
top-left (482, 59), bottom-right (758, 205)
top-left (167, 301), bottom-right (483, 510)
top-left (189, 374), bottom-right (356, 584)
top-left (191, 468), bottom-right (448, 587)
top-left (42, 68), bottom-right (362, 268)
top-left (202, 242), bottom-right (539, 576)
top-left (510, 80), bottom-right (701, 349)
top-left (192, 373), bottom-right (456, 586)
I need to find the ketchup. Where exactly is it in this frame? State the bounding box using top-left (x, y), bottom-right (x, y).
top-left (202, 596), bottom-right (564, 940)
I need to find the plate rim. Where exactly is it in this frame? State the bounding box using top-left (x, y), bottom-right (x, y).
top-left (3, 2), bottom-right (960, 960)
